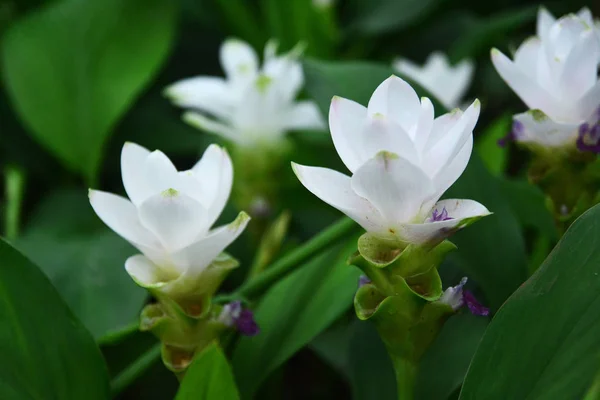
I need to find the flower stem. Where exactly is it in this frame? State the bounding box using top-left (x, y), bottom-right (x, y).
top-left (97, 320), bottom-right (139, 346)
top-left (3, 166), bottom-right (25, 240)
top-left (392, 357), bottom-right (417, 400)
top-left (236, 217), bottom-right (358, 300)
top-left (110, 343), bottom-right (162, 397)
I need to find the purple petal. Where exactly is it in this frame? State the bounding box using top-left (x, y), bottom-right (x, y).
top-left (431, 207), bottom-right (453, 222)
top-left (463, 290), bottom-right (490, 316)
top-left (497, 120), bottom-right (523, 147)
top-left (358, 275), bottom-right (372, 288)
top-left (235, 309), bottom-right (260, 336)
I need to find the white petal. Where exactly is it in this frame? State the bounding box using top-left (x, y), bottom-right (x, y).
top-left (397, 199), bottom-right (490, 244)
top-left (292, 163), bottom-right (386, 232)
top-left (367, 75), bottom-right (421, 133)
top-left (220, 38), bottom-right (258, 86)
top-left (329, 96), bottom-right (369, 173)
top-left (350, 151), bottom-right (435, 224)
top-left (125, 254), bottom-right (179, 288)
top-left (513, 110), bottom-right (579, 147)
top-left (491, 48), bottom-right (560, 117)
top-left (89, 190), bottom-right (159, 249)
top-left (137, 190), bottom-right (208, 251)
top-left (191, 144), bottom-right (233, 228)
top-left (282, 101), bottom-right (326, 131)
top-left (165, 76), bottom-right (233, 120)
top-left (413, 97), bottom-right (435, 153)
top-left (424, 100), bottom-right (479, 178)
top-left (263, 56), bottom-right (304, 103)
top-left (432, 134), bottom-right (473, 203)
top-left (183, 111), bottom-right (239, 142)
top-left (514, 37), bottom-right (542, 81)
top-left (559, 30), bottom-right (600, 102)
top-left (172, 211), bottom-right (250, 275)
top-left (537, 7), bottom-right (556, 40)
top-left (121, 142), bottom-right (153, 206)
top-left (360, 115), bottom-right (419, 166)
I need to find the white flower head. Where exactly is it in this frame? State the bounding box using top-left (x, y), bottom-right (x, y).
top-left (393, 52), bottom-right (475, 110)
top-left (292, 76), bottom-right (490, 246)
top-left (89, 142), bottom-right (250, 293)
top-left (491, 10), bottom-right (600, 148)
top-left (165, 38), bottom-right (325, 146)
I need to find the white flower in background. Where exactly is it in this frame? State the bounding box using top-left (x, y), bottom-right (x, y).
top-left (292, 76), bottom-right (490, 246)
top-left (166, 39), bottom-right (325, 146)
top-left (89, 142), bottom-right (250, 292)
top-left (537, 7), bottom-right (600, 62)
top-left (491, 12), bottom-right (600, 148)
top-left (393, 52), bottom-right (475, 110)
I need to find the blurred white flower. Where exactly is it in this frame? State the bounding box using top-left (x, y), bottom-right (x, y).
top-left (537, 7), bottom-right (600, 62)
top-left (491, 12), bottom-right (600, 148)
top-left (292, 76), bottom-right (490, 246)
top-left (89, 142), bottom-right (249, 291)
top-left (393, 52), bottom-right (474, 110)
top-left (166, 39), bottom-right (325, 146)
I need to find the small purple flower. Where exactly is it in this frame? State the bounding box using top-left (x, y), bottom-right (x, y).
top-left (498, 120), bottom-right (524, 147)
top-left (463, 290), bottom-right (490, 316)
top-left (358, 275), bottom-right (372, 288)
top-left (576, 122), bottom-right (600, 154)
top-left (439, 277), bottom-right (490, 317)
top-left (431, 207), bottom-right (453, 222)
top-left (219, 301), bottom-right (260, 336)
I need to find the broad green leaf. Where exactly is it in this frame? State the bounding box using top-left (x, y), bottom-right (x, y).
top-left (475, 114), bottom-right (510, 176)
top-left (460, 204), bottom-right (600, 399)
top-left (346, 0), bottom-right (445, 35)
top-left (176, 343), bottom-right (240, 400)
top-left (232, 237), bottom-right (361, 397)
top-left (445, 154), bottom-right (528, 309)
top-left (1, 0), bottom-right (177, 182)
top-left (0, 238), bottom-right (110, 399)
top-left (449, 7), bottom-right (537, 60)
top-left (500, 179), bottom-right (557, 240)
top-left (15, 189), bottom-right (146, 339)
top-left (415, 314), bottom-right (488, 400)
top-left (347, 321), bottom-right (396, 400)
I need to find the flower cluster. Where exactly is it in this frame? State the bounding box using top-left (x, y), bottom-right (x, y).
top-left (293, 75), bottom-right (490, 247)
top-left (492, 8), bottom-right (600, 151)
top-left (166, 39), bottom-right (325, 146)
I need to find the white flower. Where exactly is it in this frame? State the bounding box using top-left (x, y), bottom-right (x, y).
top-left (89, 142), bottom-right (250, 292)
top-left (439, 277), bottom-right (467, 311)
top-left (393, 52), bottom-right (474, 110)
top-left (292, 76), bottom-right (490, 246)
top-left (165, 38), bottom-right (325, 146)
top-left (491, 12), bottom-right (600, 147)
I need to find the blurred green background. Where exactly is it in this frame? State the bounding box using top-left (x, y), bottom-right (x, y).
top-left (0, 0), bottom-right (596, 399)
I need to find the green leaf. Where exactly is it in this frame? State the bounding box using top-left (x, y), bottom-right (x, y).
top-left (1, 0), bottom-right (177, 182)
top-left (15, 189), bottom-right (146, 339)
top-left (475, 114), bottom-right (510, 177)
top-left (460, 204), bottom-right (600, 399)
top-left (176, 343), bottom-right (240, 400)
top-left (232, 237), bottom-right (361, 397)
top-left (346, 0), bottom-right (445, 35)
top-left (445, 154), bottom-right (528, 309)
top-left (415, 314), bottom-right (488, 400)
top-left (0, 238), bottom-right (110, 399)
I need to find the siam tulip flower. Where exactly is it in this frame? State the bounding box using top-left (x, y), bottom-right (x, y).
top-left (292, 76), bottom-right (490, 246)
top-left (393, 52), bottom-right (474, 110)
top-left (219, 301), bottom-right (260, 336)
top-left (439, 277), bottom-right (490, 316)
top-left (537, 7), bottom-right (600, 62)
top-left (491, 12), bottom-right (600, 149)
top-left (165, 38), bottom-right (325, 147)
top-left (89, 142), bottom-right (250, 298)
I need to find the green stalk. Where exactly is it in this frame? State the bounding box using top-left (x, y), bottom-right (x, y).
top-left (4, 166), bottom-right (25, 240)
top-left (236, 217), bottom-right (357, 299)
top-left (392, 357), bottom-right (417, 400)
top-left (110, 343), bottom-right (162, 397)
top-left (97, 320), bottom-right (139, 346)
